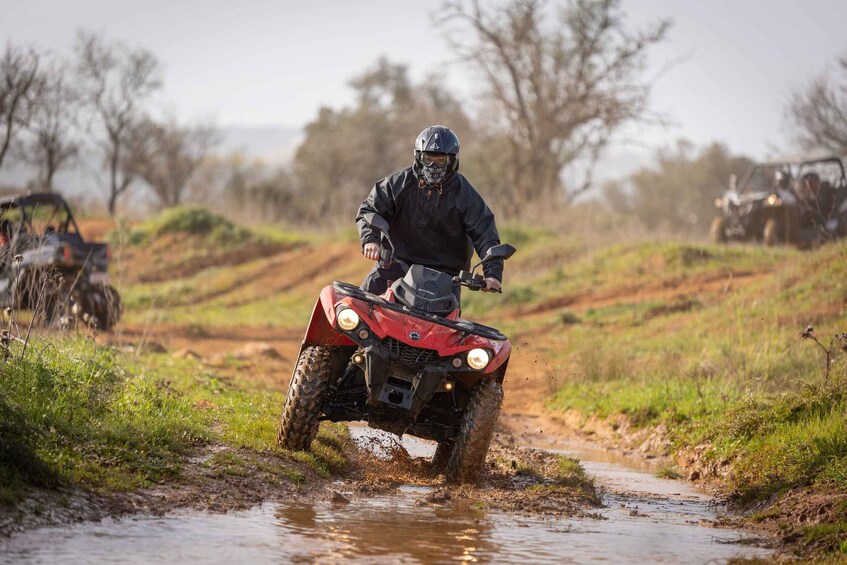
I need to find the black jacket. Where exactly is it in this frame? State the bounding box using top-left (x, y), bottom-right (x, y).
top-left (356, 166), bottom-right (503, 281)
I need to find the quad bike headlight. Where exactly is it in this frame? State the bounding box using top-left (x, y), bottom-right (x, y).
top-left (337, 308), bottom-right (360, 331)
top-left (466, 348), bottom-right (490, 370)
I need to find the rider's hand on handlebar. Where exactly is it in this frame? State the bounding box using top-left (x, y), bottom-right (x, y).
top-left (363, 243), bottom-right (380, 261)
top-left (482, 277), bottom-right (501, 293)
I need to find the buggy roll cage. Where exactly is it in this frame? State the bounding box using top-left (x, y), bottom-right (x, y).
top-left (0, 192), bottom-right (81, 236)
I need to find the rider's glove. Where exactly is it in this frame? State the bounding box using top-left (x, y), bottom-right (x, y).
top-left (482, 277), bottom-right (501, 292)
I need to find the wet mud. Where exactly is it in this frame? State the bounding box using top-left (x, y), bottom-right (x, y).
top-left (1, 423), bottom-right (775, 564)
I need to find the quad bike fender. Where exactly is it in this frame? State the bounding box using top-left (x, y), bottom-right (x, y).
top-left (343, 295), bottom-right (512, 375)
top-left (303, 284), bottom-right (511, 375)
top-left (302, 285), bottom-right (355, 347)
top-left (486, 342), bottom-right (511, 375)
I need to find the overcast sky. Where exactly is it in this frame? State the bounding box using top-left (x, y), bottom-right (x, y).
top-left (2, 0), bottom-right (846, 161)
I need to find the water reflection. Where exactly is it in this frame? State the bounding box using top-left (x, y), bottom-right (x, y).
top-left (274, 497), bottom-right (498, 563)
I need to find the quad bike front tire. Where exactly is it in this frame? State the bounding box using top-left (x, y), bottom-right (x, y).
top-left (277, 345), bottom-right (334, 451)
top-left (445, 378), bottom-right (504, 484)
top-left (709, 216), bottom-right (728, 244)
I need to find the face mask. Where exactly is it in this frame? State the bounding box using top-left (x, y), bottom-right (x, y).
top-left (421, 162), bottom-right (449, 189)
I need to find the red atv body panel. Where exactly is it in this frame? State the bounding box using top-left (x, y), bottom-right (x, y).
top-left (303, 284), bottom-right (510, 375)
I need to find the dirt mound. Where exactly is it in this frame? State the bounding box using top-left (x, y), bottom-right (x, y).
top-left (117, 234), bottom-right (295, 284)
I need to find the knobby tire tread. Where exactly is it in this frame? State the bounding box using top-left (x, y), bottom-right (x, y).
top-left (445, 378), bottom-right (504, 484)
top-left (277, 345), bottom-right (334, 450)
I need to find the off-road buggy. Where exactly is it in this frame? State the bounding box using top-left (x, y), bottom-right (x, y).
top-left (278, 213), bottom-right (515, 483)
top-left (710, 161), bottom-right (796, 244)
top-left (0, 192), bottom-right (121, 330)
top-left (758, 156), bottom-right (847, 247)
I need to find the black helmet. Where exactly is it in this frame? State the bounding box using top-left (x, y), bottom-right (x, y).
top-left (415, 126), bottom-right (459, 166)
top-left (414, 125), bottom-right (460, 190)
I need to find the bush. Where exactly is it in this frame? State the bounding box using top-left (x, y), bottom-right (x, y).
top-left (119, 206), bottom-right (254, 247)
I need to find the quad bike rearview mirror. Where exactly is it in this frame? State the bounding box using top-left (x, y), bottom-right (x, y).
top-left (483, 244), bottom-right (517, 262)
top-left (471, 243), bottom-right (517, 273)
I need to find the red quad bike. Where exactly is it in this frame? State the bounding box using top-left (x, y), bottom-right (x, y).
top-left (278, 213), bottom-right (516, 483)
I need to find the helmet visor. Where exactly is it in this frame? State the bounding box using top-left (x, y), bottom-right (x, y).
top-left (421, 152), bottom-right (453, 167)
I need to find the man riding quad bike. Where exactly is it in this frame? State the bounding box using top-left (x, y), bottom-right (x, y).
top-left (0, 192), bottom-right (121, 330)
top-left (277, 126), bottom-right (513, 482)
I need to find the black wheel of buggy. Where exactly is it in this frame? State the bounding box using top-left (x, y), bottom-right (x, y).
top-left (432, 441), bottom-right (454, 471)
top-left (43, 280), bottom-right (77, 328)
top-left (277, 345), bottom-right (334, 451)
top-left (709, 216), bottom-right (728, 244)
top-left (763, 217), bottom-right (784, 246)
top-left (445, 378), bottom-right (503, 484)
top-left (90, 285), bottom-right (122, 331)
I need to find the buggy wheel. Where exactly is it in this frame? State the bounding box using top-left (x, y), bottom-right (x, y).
top-left (709, 216), bottom-right (728, 244)
top-left (763, 217), bottom-right (784, 246)
top-left (43, 278), bottom-right (78, 329)
top-left (277, 345), bottom-right (334, 450)
top-left (445, 378), bottom-right (503, 484)
top-left (89, 285), bottom-right (122, 331)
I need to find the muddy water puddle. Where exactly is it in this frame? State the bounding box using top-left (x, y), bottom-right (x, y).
top-left (1, 427), bottom-right (773, 564)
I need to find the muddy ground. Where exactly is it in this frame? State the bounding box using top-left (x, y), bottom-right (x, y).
top-left (0, 423), bottom-right (600, 538)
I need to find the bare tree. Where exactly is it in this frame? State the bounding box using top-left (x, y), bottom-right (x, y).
top-left (75, 31), bottom-right (161, 215)
top-left (129, 116), bottom-right (218, 208)
top-left (20, 61), bottom-right (81, 191)
top-left (0, 44), bottom-right (42, 172)
top-left (440, 0), bottom-right (670, 210)
top-left (787, 54), bottom-right (847, 154)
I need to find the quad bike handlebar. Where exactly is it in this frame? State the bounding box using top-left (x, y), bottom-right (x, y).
top-left (453, 270), bottom-right (501, 293)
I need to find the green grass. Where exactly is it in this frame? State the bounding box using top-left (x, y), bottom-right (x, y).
top-left (462, 238), bottom-right (793, 319)
top-left (690, 381), bottom-right (847, 502)
top-left (0, 336), bottom-right (349, 503)
top-left (656, 467), bottom-right (682, 480)
top-left (531, 238), bottom-right (847, 556)
top-left (0, 338), bottom-right (209, 499)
